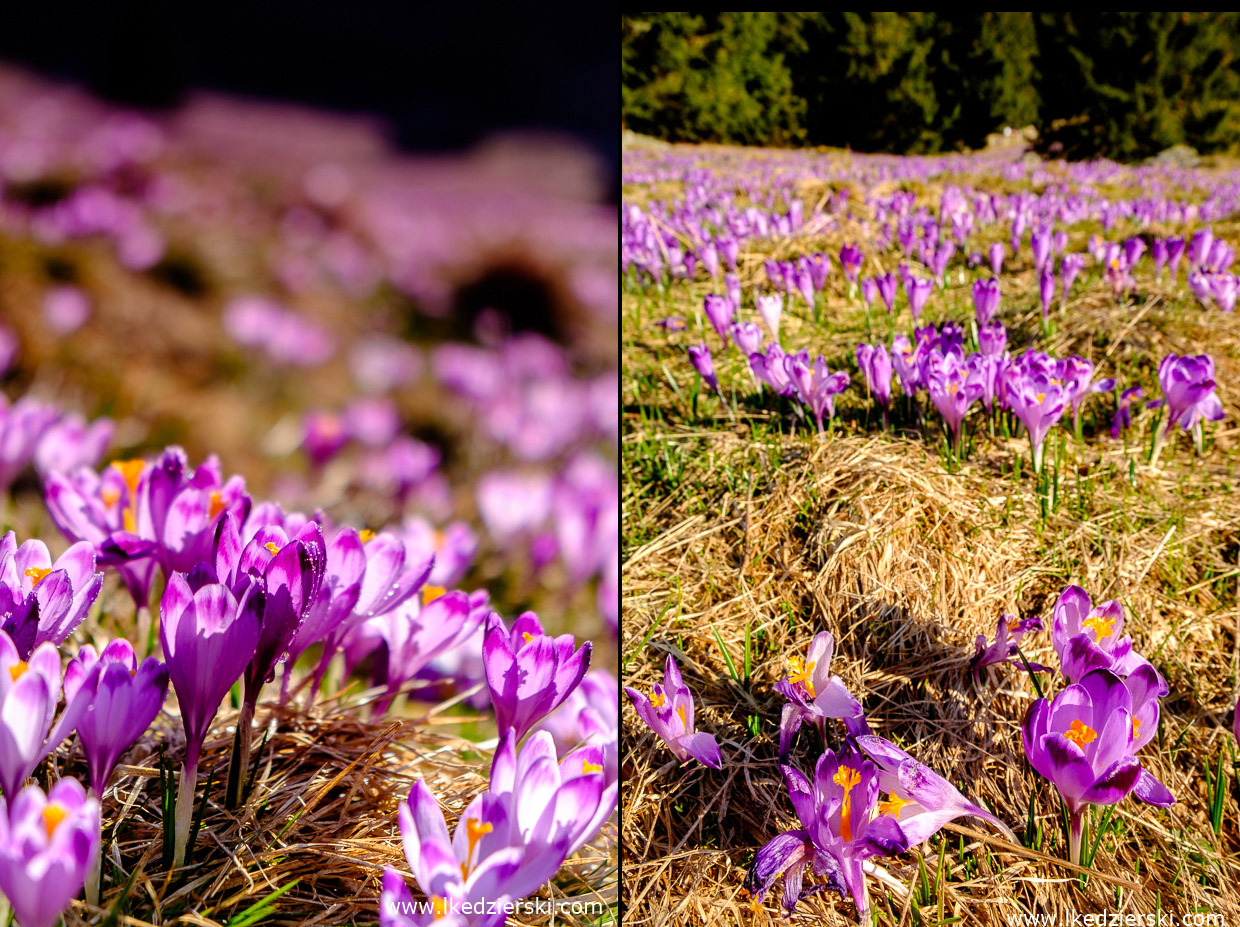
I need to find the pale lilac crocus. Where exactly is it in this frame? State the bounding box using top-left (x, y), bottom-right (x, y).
top-left (978, 321), bottom-right (1006, 357)
top-left (1211, 272), bottom-right (1237, 313)
top-left (32, 413), bottom-right (113, 480)
top-left (0, 778), bottom-right (101, 927)
top-left (1061, 253), bottom-right (1086, 295)
top-left (1023, 668), bottom-right (1174, 864)
top-left (906, 276), bottom-right (932, 321)
top-left (860, 278), bottom-right (877, 311)
top-left (1057, 356), bottom-right (1116, 431)
top-left (890, 335), bottom-right (923, 396)
top-left (63, 640), bottom-right (168, 797)
top-left (687, 343), bottom-right (720, 395)
top-left (1152, 239), bottom-right (1169, 280)
top-left (1038, 265), bottom-right (1055, 319)
top-left (749, 344), bottom-right (796, 397)
top-left (42, 285), bottom-right (91, 335)
top-left (972, 278), bottom-right (1000, 325)
top-left (624, 654), bottom-right (721, 768)
top-left (1003, 367), bottom-right (1067, 473)
top-left (989, 242), bottom-right (1004, 276)
top-left (855, 344), bottom-right (893, 426)
top-left (1111, 387), bottom-right (1144, 439)
top-left (755, 293), bottom-right (783, 343)
top-left (876, 272), bottom-right (898, 314)
top-left (786, 355), bottom-right (849, 432)
top-left (0, 532), bottom-right (102, 659)
top-left (923, 347), bottom-right (981, 452)
top-left (0, 398), bottom-right (60, 491)
top-left (774, 631), bottom-right (868, 760)
top-left (484, 611), bottom-right (591, 742)
top-left (729, 321), bottom-right (764, 358)
top-left (971, 613), bottom-right (1047, 678)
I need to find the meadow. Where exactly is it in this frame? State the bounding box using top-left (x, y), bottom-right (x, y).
top-left (621, 141), bottom-right (1240, 924)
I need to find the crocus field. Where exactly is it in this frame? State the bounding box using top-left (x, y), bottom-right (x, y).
top-left (621, 141), bottom-right (1240, 923)
top-left (0, 68), bottom-right (618, 926)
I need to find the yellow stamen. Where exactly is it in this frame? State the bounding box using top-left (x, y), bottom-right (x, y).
top-left (1132, 717), bottom-right (1142, 738)
top-left (1035, 392), bottom-right (1046, 403)
top-left (24, 567), bottom-right (51, 587)
top-left (878, 792), bottom-right (912, 818)
top-left (42, 803), bottom-right (67, 837)
top-left (1082, 611), bottom-right (1115, 639)
top-left (677, 705), bottom-right (687, 728)
top-left (358, 529), bottom-right (375, 543)
top-left (786, 655), bottom-right (817, 698)
top-left (1065, 719), bottom-right (1098, 749)
top-left (9, 660), bottom-right (28, 682)
top-left (122, 508), bottom-right (137, 534)
top-left (111, 459), bottom-right (145, 495)
top-left (208, 490), bottom-right (225, 519)
top-left (432, 896), bottom-right (449, 917)
top-left (521, 631), bottom-right (534, 644)
top-left (583, 759), bottom-right (604, 775)
top-left (460, 818), bottom-right (493, 880)
top-left (421, 584), bottom-right (445, 604)
top-left (833, 766), bottom-right (862, 842)
top-left (264, 542), bottom-right (280, 555)
top-left (650, 691), bottom-right (666, 709)
top-left (100, 486), bottom-right (120, 508)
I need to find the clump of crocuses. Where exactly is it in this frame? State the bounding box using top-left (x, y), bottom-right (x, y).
top-left (624, 654), bottom-right (722, 768)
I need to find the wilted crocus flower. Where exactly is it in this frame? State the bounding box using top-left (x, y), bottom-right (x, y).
top-left (624, 654), bottom-right (721, 768)
top-left (755, 293), bottom-right (782, 343)
top-left (64, 640), bottom-right (168, 797)
top-left (857, 736), bottom-right (1016, 844)
top-left (978, 321), bottom-right (1006, 357)
top-left (702, 294), bottom-right (733, 349)
top-left (0, 532), bottom-right (102, 659)
top-left (1050, 586), bottom-right (1166, 689)
top-left (1061, 252), bottom-right (1086, 295)
top-left (484, 611), bottom-right (591, 742)
top-left (786, 355), bottom-right (849, 433)
top-left (906, 276), bottom-right (932, 321)
top-left (742, 748), bottom-right (906, 919)
top-left (160, 571), bottom-right (261, 865)
top-left (1111, 386), bottom-right (1144, 439)
top-left (1003, 366), bottom-right (1066, 473)
top-left (774, 631), bottom-right (868, 760)
top-left (687, 343), bottom-right (720, 396)
top-left (0, 778), bottom-right (101, 927)
top-left (1148, 353), bottom-right (1224, 460)
top-left (971, 278), bottom-right (1000, 325)
top-left (923, 347), bottom-right (981, 452)
top-left (855, 344), bottom-right (892, 426)
top-left (1023, 668), bottom-right (1174, 864)
top-left (971, 613), bottom-right (1047, 678)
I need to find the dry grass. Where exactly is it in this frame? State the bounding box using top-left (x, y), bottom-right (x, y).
top-left (622, 145), bottom-right (1240, 924)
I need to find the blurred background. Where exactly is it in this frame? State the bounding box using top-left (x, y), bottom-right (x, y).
top-left (623, 12), bottom-right (1240, 161)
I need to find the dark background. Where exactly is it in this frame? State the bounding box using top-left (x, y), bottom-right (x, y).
top-left (0, 2), bottom-right (618, 193)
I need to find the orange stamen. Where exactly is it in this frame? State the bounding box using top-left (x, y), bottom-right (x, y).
top-left (100, 486), bottom-right (120, 508)
top-left (422, 584), bottom-right (446, 605)
top-left (24, 567), bottom-right (51, 587)
top-left (122, 508), bottom-right (137, 534)
top-left (111, 459), bottom-right (145, 495)
top-left (650, 691), bottom-right (666, 709)
top-left (878, 792), bottom-right (911, 818)
top-left (208, 491), bottom-right (225, 519)
top-left (677, 705), bottom-right (687, 728)
top-left (1065, 719), bottom-right (1098, 749)
top-left (787, 655), bottom-right (817, 698)
top-left (358, 529), bottom-right (375, 543)
top-left (1082, 611), bottom-right (1115, 639)
top-left (42, 803), bottom-right (67, 837)
top-left (833, 766), bottom-right (862, 841)
top-left (9, 661), bottom-right (28, 682)
top-left (264, 542), bottom-right (281, 555)
top-left (1131, 717), bottom-right (1142, 739)
top-left (583, 760), bottom-right (604, 775)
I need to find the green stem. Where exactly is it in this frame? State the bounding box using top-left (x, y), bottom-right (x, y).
top-left (173, 752), bottom-right (199, 869)
top-left (225, 691), bottom-right (255, 809)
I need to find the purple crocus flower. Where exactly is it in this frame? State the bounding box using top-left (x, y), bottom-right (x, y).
top-left (750, 344), bottom-right (796, 397)
top-left (1023, 668), bottom-right (1174, 864)
top-left (923, 347), bottom-right (981, 452)
top-left (0, 398), bottom-right (60, 492)
top-left (774, 631), bottom-right (868, 760)
top-left (0, 778), bottom-right (101, 927)
top-left (1003, 366), bottom-right (1066, 473)
top-left (1111, 386), bottom-right (1144, 439)
top-left (687, 343), bottom-right (720, 396)
top-left (839, 244), bottom-right (863, 282)
top-left (978, 321), bottom-right (1007, 357)
top-left (624, 654), bottom-right (721, 768)
top-left (63, 640), bottom-right (168, 797)
top-left (876, 272), bottom-right (898, 314)
top-left (971, 613), bottom-right (1047, 678)
top-left (855, 344), bottom-right (892, 425)
top-left (484, 611), bottom-right (591, 742)
top-left (966, 353), bottom-right (1005, 413)
top-left (302, 410), bottom-right (348, 467)
top-left (1210, 272), bottom-right (1237, 313)
top-left (1061, 252), bottom-right (1086, 295)
top-left (860, 277), bottom-right (877, 311)
top-left (1189, 270), bottom-right (1214, 306)
top-left (906, 276), bottom-right (932, 321)
top-left (786, 354), bottom-right (850, 432)
top-left (702, 294), bottom-right (733, 349)
top-left (743, 749), bottom-right (907, 919)
top-left (1123, 237), bottom-right (1146, 268)
top-left (0, 532), bottom-right (102, 659)
top-left (160, 570), bottom-right (261, 865)
top-left (1031, 227), bottom-right (1052, 270)
top-left (1152, 239), bottom-right (1169, 280)
top-left (1057, 356), bottom-right (1116, 431)
top-left (1166, 236), bottom-right (1186, 280)
top-left (1051, 585), bottom-right (1166, 689)
top-left (719, 236), bottom-right (739, 271)
top-left (1038, 265), bottom-right (1055, 319)
top-left (890, 335), bottom-right (923, 396)
top-left (989, 242), bottom-right (1004, 276)
top-left (1234, 696), bottom-right (1239, 748)
top-left (755, 293), bottom-right (782, 343)
top-left (857, 735), bottom-right (1016, 844)
top-left (729, 321), bottom-right (764, 358)
top-left (1147, 353), bottom-right (1224, 460)
top-left (32, 413), bottom-right (113, 480)
top-left (698, 241), bottom-right (720, 280)
top-left (971, 278), bottom-right (1001, 326)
